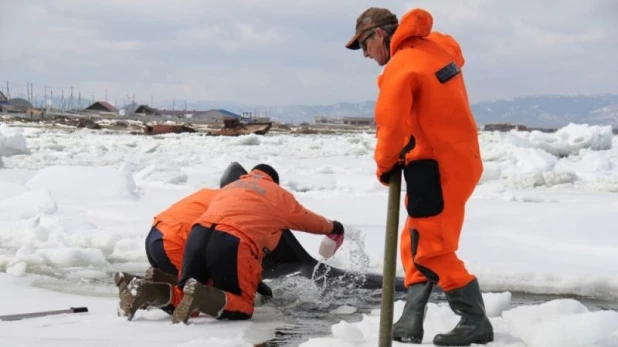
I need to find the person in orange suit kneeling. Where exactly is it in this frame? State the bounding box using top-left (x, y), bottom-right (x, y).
top-left (345, 7), bottom-right (493, 346)
top-left (115, 187), bottom-right (220, 317)
top-left (114, 162), bottom-right (272, 318)
top-left (168, 163), bottom-right (345, 322)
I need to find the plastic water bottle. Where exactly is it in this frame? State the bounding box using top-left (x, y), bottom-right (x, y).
top-left (318, 233), bottom-right (344, 259)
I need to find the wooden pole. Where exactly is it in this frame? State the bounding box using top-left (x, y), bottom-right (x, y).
top-left (378, 167), bottom-right (402, 347)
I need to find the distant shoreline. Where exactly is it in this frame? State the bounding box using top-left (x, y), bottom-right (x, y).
top-left (2, 112), bottom-right (617, 136)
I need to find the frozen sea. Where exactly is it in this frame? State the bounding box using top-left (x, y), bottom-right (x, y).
top-left (1, 122), bottom-right (617, 346)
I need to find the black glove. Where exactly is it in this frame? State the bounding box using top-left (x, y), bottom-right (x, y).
top-left (331, 220), bottom-right (344, 235)
top-left (379, 164), bottom-right (404, 185)
top-left (257, 281), bottom-right (272, 298)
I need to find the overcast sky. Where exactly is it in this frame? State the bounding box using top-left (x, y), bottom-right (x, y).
top-left (1, 0), bottom-right (616, 107)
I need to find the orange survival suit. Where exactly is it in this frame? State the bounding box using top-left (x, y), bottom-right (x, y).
top-left (175, 166), bottom-right (340, 320)
top-left (146, 188), bottom-right (219, 276)
top-left (373, 9), bottom-right (483, 292)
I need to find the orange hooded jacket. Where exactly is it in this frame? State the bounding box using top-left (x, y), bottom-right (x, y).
top-left (152, 188), bottom-right (220, 269)
top-left (193, 169), bottom-right (335, 259)
top-left (373, 8), bottom-right (483, 200)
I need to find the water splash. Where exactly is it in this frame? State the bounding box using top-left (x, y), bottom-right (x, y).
top-left (336, 224), bottom-right (372, 273)
top-left (311, 224), bottom-right (372, 286)
top-left (269, 276), bottom-right (335, 314)
top-left (310, 258), bottom-right (330, 292)
top-left (282, 224), bottom-right (376, 303)
top-left (268, 224), bottom-right (375, 312)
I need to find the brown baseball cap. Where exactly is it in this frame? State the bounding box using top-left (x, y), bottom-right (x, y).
top-left (345, 7), bottom-right (398, 50)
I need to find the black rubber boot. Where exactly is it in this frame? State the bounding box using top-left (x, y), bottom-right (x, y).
top-left (171, 278), bottom-right (227, 324)
top-left (433, 278), bottom-right (494, 346)
top-left (118, 278), bottom-right (173, 321)
top-left (392, 281), bottom-right (434, 344)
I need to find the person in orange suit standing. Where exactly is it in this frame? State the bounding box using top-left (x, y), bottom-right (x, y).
top-left (345, 7), bottom-right (493, 346)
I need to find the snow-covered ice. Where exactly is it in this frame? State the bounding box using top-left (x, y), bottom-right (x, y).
top-left (1, 122), bottom-right (617, 346)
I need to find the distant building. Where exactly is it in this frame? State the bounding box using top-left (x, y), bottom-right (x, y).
top-left (314, 116), bottom-right (344, 125)
top-left (7, 98), bottom-right (33, 112)
top-left (133, 104), bottom-right (161, 116)
top-left (158, 109), bottom-right (196, 117)
top-left (84, 101), bottom-right (118, 114)
top-left (0, 97), bottom-right (36, 115)
top-left (314, 116), bottom-right (375, 127)
top-left (122, 103), bottom-right (165, 117)
top-left (0, 92), bottom-right (9, 112)
top-left (342, 116), bottom-right (375, 126)
top-left (191, 109), bottom-right (241, 124)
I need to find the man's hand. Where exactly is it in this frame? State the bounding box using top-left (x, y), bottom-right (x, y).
top-left (377, 164), bottom-right (404, 186)
top-left (331, 220), bottom-right (344, 235)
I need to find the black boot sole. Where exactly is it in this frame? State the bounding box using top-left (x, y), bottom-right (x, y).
top-left (114, 273), bottom-right (144, 317)
top-left (172, 278), bottom-right (200, 324)
top-left (171, 278), bottom-right (227, 324)
top-left (119, 278), bottom-right (149, 321)
top-left (433, 332), bottom-right (494, 346)
top-left (118, 278), bottom-right (172, 321)
top-left (393, 335), bottom-right (422, 344)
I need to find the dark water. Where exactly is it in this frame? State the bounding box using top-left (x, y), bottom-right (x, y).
top-left (252, 279), bottom-right (618, 347)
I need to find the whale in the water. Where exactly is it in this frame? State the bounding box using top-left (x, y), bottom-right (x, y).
top-left (220, 161), bottom-right (408, 293)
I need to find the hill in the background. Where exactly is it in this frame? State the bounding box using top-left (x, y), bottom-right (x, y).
top-left (470, 94), bottom-right (618, 128)
top-left (35, 93), bottom-right (618, 127)
top-left (174, 94), bottom-right (618, 127)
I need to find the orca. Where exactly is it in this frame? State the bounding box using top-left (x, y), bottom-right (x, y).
top-left (220, 161), bottom-right (408, 293)
top-left (262, 228), bottom-right (407, 293)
